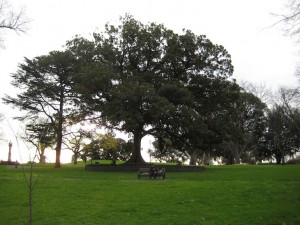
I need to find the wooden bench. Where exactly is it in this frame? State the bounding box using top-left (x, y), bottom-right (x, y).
top-left (137, 167), bottom-right (166, 180)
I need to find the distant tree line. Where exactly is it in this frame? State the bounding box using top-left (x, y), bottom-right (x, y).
top-left (2, 15), bottom-right (300, 167)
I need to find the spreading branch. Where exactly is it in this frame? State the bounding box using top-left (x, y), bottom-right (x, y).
top-left (0, 0), bottom-right (29, 47)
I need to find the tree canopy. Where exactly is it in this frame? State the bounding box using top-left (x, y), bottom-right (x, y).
top-left (67, 15), bottom-right (235, 164)
top-left (260, 104), bottom-right (300, 164)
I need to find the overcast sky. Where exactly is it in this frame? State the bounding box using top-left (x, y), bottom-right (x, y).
top-left (0, 0), bottom-right (298, 163)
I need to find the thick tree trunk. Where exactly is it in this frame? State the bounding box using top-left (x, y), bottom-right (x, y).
top-left (227, 153), bottom-right (235, 165)
top-left (55, 90), bottom-right (65, 168)
top-left (39, 146), bottom-right (46, 163)
top-left (189, 149), bottom-right (197, 165)
top-left (125, 129), bottom-right (146, 165)
top-left (275, 151), bottom-right (283, 164)
top-left (73, 153), bottom-right (78, 165)
top-left (54, 130), bottom-right (62, 167)
top-left (54, 113), bottom-right (63, 168)
top-left (39, 154), bottom-right (46, 164)
top-left (55, 144), bottom-right (61, 168)
top-left (275, 156), bottom-right (281, 164)
top-left (281, 149), bottom-right (285, 165)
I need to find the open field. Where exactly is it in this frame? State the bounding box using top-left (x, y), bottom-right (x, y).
top-left (0, 164), bottom-right (299, 225)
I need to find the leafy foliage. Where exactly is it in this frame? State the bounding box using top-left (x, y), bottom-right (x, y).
top-left (23, 119), bottom-right (56, 163)
top-left (67, 15), bottom-right (234, 164)
top-left (262, 105), bottom-right (300, 164)
top-left (81, 133), bottom-right (132, 164)
top-left (149, 138), bottom-right (189, 163)
top-left (63, 128), bottom-right (92, 164)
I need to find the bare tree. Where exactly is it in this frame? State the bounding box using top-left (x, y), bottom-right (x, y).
top-left (22, 118), bottom-right (56, 163)
top-left (269, 0), bottom-right (300, 40)
top-left (0, 0), bottom-right (29, 47)
top-left (239, 80), bottom-right (274, 105)
top-left (63, 128), bottom-right (92, 164)
top-left (278, 87), bottom-right (300, 131)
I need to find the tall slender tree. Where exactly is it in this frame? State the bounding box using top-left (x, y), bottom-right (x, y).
top-left (3, 50), bottom-right (80, 168)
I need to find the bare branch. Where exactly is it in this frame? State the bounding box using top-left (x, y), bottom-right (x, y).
top-left (0, 0), bottom-right (29, 47)
top-left (239, 80), bottom-right (274, 105)
top-left (263, 0), bottom-right (300, 41)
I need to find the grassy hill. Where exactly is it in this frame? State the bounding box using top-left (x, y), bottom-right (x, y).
top-left (0, 163), bottom-right (299, 225)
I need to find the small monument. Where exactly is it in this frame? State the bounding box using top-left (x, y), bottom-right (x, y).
top-left (8, 141), bottom-right (12, 162)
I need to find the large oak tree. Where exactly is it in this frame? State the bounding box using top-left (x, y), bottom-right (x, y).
top-left (68, 15), bottom-right (234, 164)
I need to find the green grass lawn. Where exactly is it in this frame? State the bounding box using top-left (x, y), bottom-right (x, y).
top-left (0, 164), bottom-right (299, 225)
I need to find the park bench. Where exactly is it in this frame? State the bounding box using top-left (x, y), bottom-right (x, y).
top-left (137, 167), bottom-right (166, 180)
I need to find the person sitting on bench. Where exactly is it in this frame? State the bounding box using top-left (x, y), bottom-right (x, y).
top-left (149, 164), bottom-right (158, 179)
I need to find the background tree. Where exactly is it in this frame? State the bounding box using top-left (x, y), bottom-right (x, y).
top-left (272, 0), bottom-right (300, 40)
top-left (210, 90), bottom-right (267, 164)
top-left (80, 133), bottom-right (132, 164)
top-left (0, 0), bottom-right (29, 47)
top-left (149, 137), bottom-right (189, 164)
top-left (2, 50), bottom-right (80, 168)
top-left (63, 128), bottom-right (92, 164)
top-left (152, 78), bottom-right (241, 165)
top-left (239, 81), bottom-right (273, 106)
top-left (99, 133), bottom-right (118, 164)
top-left (278, 87), bottom-right (300, 134)
top-left (23, 118), bottom-right (56, 163)
top-left (183, 77), bottom-right (241, 165)
top-left (81, 138), bottom-right (101, 162)
top-left (262, 105), bottom-right (300, 164)
top-left (115, 138), bottom-right (132, 162)
top-left (68, 15), bottom-right (234, 164)
top-left (235, 91), bottom-right (267, 163)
